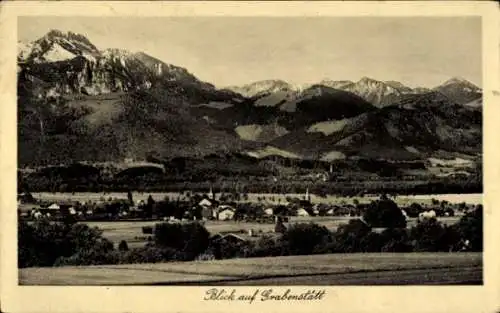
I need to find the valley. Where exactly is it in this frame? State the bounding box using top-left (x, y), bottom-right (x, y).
top-left (18, 30), bottom-right (482, 176)
top-left (15, 25), bottom-right (484, 287)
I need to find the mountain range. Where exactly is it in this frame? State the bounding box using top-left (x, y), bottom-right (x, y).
top-left (17, 30), bottom-right (482, 166)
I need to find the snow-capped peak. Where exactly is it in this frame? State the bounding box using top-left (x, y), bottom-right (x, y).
top-left (353, 77), bottom-right (400, 95)
top-left (17, 41), bottom-right (33, 62)
top-left (227, 79), bottom-right (297, 97)
top-left (440, 77), bottom-right (481, 91)
top-left (41, 42), bottom-right (77, 62)
top-left (19, 29), bottom-right (101, 63)
top-left (442, 76), bottom-right (470, 86)
top-left (319, 80), bottom-right (354, 90)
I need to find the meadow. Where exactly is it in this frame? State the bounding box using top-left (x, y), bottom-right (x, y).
top-left (88, 215), bottom-right (462, 249)
top-left (19, 252), bottom-right (482, 285)
top-left (24, 191), bottom-right (474, 249)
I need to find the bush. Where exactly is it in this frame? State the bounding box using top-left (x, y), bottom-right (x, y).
top-left (379, 228), bottom-right (413, 252)
top-left (363, 198), bottom-right (406, 228)
top-left (54, 249), bottom-right (120, 266)
top-left (410, 218), bottom-right (459, 252)
top-left (18, 219), bottom-right (117, 268)
top-left (246, 235), bottom-right (284, 257)
top-left (333, 219), bottom-right (373, 253)
top-left (456, 207), bottom-right (483, 251)
top-left (405, 203), bottom-right (423, 218)
top-left (18, 220), bottom-right (73, 268)
top-left (118, 240), bottom-right (129, 251)
top-left (359, 232), bottom-right (383, 252)
top-left (211, 239), bottom-right (252, 260)
top-left (154, 222), bottom-right (210, 260)
top-left (281, 223), bottom-right (333, 255)
top-left (119, 246), bottom-right (179, 264)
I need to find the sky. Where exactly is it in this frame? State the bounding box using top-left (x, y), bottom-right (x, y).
top-left (18, 16), bottom-right (482, 88)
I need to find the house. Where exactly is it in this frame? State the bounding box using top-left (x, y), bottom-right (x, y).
top-left (296, 208), bottom-right (310, 216)
top-left (47, 203), bottom-right (60, 210)
top-left (210, 233), bottom-right (261, 245)
top-left (199, 198), bottom-right (216, 208)
top-left (201, 207), bottom-right (214, 220)
top-left (217, 206), bottom-right (235, 220)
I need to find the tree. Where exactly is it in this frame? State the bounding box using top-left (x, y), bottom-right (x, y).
top-left (406, 202), bottom-right (423, 218)
top-left (410, 218), bottom-right (458, 252)
top-left (363, 198), bottom-right (406, 228)
top-left (281, 223), bottom-right (333, 255)
top-left (118, 240), bottom-right (129, 252)
top-left (379, 228), bottom-right (413, 252)
top-left (153, 222), bottom-right (210, 260)
top-left (274, 218), bottom-right (287, 234)
top-left (127, 191), bottom-right (134, 205)
top-left (334, 219), bottom-right (373, 253)
top-left (18, 220), bottom-right (115, 268)
top-left (456, 207), bottom-right (483, 251)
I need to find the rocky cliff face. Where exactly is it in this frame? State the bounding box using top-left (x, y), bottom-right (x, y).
top-left (18, 30), bottom-right (214, 98)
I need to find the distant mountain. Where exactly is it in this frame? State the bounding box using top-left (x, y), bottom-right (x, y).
top-left (18, 30), bottom-right (248, 165)
top-left (340, 77), bottom-right (404, 107)
top-left (384, 80), bottom-right (414, 94)
top-left (18, 30), bottom-right (238, 102)
top-left (17, 29), bottom-right (482, 166)
top-left (190, 84), bottom-right (376, 132)
top-left (413, 87), bottom-right (432, 94)
top-left (225, 80), bottom-right (298, 98)
top-left (319, 80), bottom-right (354, 90)
top-left (433, 77), bottom-right (482, 105)
top-left (270, 91), bottom-right (481, 160)
top-left (314, 77), bottom-right (419, 108)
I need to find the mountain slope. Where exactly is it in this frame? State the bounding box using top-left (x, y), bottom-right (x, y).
top-left (225, 80), bottom-right (297, 98)
top-left (18, 30), bottom-right (249, 165)
top-left (189, 84), bottom-right (376, 133)
top-left (18, 30), bottom-right (239, 102)
top-left (18, 30), bottom-right (482, 166)
top-left (433, 77), bottom-right (482, 105)
top-left (270, 92), bottom-right (481, 160)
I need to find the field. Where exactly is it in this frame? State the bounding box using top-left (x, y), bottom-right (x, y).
top-left (23, 192), bottom-right (473, 248)
top-left (87, 215), bottom-right (462, 249)
top-left (19, 252), bottom-right (482, 285)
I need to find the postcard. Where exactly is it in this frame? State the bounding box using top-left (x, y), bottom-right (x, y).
top-left (1, 1), bottom-right (499, 313)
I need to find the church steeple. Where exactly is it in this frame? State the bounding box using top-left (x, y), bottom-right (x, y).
top-left (209, 186), bottom-right (215, 200)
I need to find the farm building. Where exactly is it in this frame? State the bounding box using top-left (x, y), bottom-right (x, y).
top-left (199, 198), bottom-right (218, 208)
top-left (201, 207), bottom-right (214, 220)
top-left (296, 208), bottom-right (310, 217)
top-left (217, 206), bottom-right (235, 220)
top-left (47, 203), bottom-right (60, 210)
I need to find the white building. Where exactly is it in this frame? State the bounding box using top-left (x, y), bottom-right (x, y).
top-left (218, 208), bottom-right (235, 221)
top-left (297, 208), bottom-right (310, 217)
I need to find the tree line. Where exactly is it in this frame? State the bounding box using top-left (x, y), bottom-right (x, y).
top-left (18, 201), bottom-right (482, 268)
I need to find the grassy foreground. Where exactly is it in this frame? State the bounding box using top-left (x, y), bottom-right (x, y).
top-left (19, 252), bottom-right (482, 285)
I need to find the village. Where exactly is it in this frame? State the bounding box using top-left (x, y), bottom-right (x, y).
top-left (17, 185), bottom-right (478, 252)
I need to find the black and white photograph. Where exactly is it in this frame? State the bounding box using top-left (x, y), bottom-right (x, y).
top-left (2, 2), bottom-right (500, 313)
top-left (13, 13), bottom-right (487, 287)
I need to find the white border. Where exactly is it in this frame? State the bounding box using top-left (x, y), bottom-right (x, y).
top-left (1, 2), bottom-right (499, 313)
